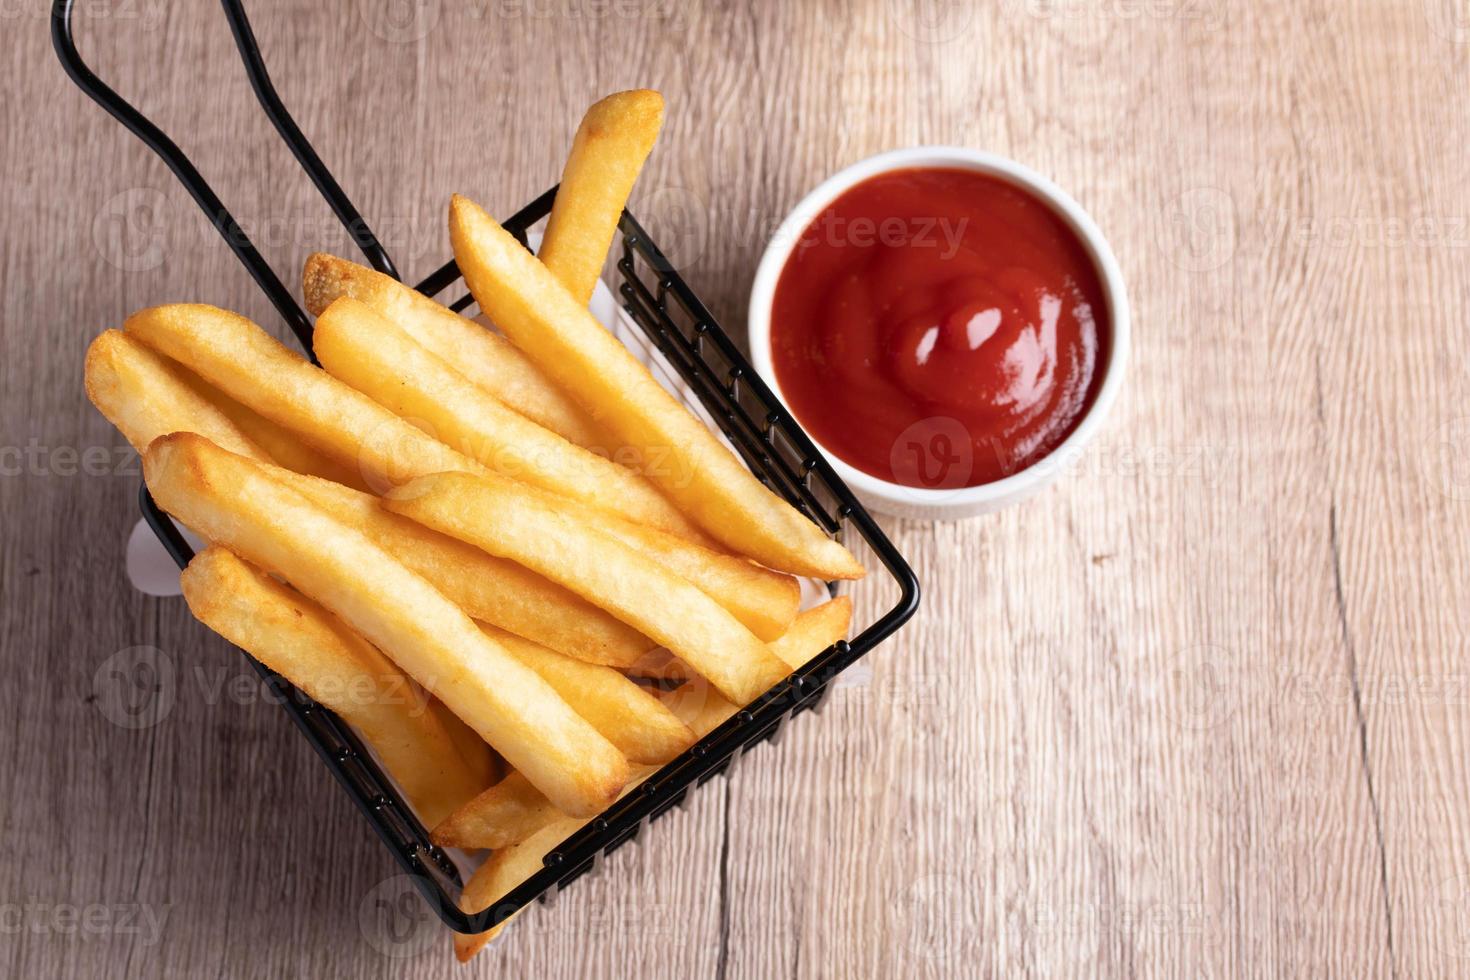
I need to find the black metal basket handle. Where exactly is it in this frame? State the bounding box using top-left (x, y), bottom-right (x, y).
top-left (52, 0), bottom-right (331, 346)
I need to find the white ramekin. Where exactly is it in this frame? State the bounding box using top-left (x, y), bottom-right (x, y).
top-left (748, 146), bottom-right (1129, 521)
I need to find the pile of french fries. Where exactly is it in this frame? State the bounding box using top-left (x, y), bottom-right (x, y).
top-left (85, 90), bottom-right (864, 960)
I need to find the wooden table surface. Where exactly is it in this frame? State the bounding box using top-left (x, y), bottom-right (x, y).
top-left (6, 1), bottom-right (1470, 976)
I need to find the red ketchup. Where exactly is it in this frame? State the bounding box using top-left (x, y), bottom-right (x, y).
top-left (770, 167), bottom-right (1109, 489)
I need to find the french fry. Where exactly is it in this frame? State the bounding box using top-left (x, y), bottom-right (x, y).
top-left (593, 515), bottom-right (800, 641)
top-left (429, 620), bottom-right (702, 852)
top-left (449, 194), bottom-right (864, 580)
top-left (313, 296), bottom-right (704, 540)
top-left (168, 359), bottom-right (373, 492)
top-left (87, 326), bottom-right (372, 492)
top-left (621, 647), bottom-right (678, 680)
top-left (84, 329), bottom-right (268, 460)
top-left (302, 253), bottom-right (601, 448)
top-left (263, 464), bottom-right (654, 668)
top-left (433, 769), bottom-right (561, 851)
top-left (428, 698), bottom-right (503, 790)
top-left (481, 624), bottom-right (692, 764)
top-left (539, 89), bottom-right (664, 306)
top-left (660, 683), bottom-right (740, 741)
top-left (124, 304), bottom-right (485, 491)
top-left (627, 595), bottom-right (853, 685)
top-left (144, 432), bottom-right (628, 817)
top-left (771, 595), bottom-right (853, 670)
top-left (659, 597), bottom-right (854, 733)
top-left (180, 547), bottom-right (491, 826)
top-left (350, 437), bottom-right (794, 641)
top-left (450, 598), bottom-right (856, 955)
top-left (431, 677), bottom-right (738, 852)
top-left (454, 816), bottom-right (586, 961)
top-left (384, 471), bottom-right (791, 706)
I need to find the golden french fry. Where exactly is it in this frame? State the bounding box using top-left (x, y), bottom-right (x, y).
top-left (449, 194), bottom-right (864, 580)
top-left (659, 684), bottom-right (740, 741)
top-left (168, 358), bottom-right (373, 492)
top-left (480, 624), bottom-right (693, 765)
top-left (302, 253), bottom-right (601, 448)
top-left (430, 697), bottom-right (503, 790)
top-left (432, 681), bottom-right (735, 852)
top-left (264, 464), bottom-right (654, 668)
top-left (87, 315), bottom-right (369, 493)
top-left (454, 816), bottom-right (586, 961)
top-left (384, 471), bottom-right (791, 706)
top-left (180, 547), bottom-right (491, 826)
top-left (448, 597), bottom-right (857, 947)
top-left (593, 515), bottom-right (799, 641)
top-left (339, 429), bottom-right (792, 641)
top-left (84, 329), bottom-right (267, 460)
top-left (433, 769), bottom-right (560, 851)
top-left (771, 595), bottom-right (853, 670)
top-left (624, 595), bottom-right (851, 684)
top-left (620, 647), bottom-right (678, 680)
top-left (144, 432), bottom-right (628, 817)
top-left (313, 296), bottom-right (704, 540)
top-left (539, 89), bottom-right (664, 306)
top-left (124, 304), bottom-right (485, 491)
top-left (659, 597), bottom-right (854, 732)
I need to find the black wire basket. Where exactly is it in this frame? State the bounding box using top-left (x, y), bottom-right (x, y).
top-left (55, 0), bottom-right (920, 935)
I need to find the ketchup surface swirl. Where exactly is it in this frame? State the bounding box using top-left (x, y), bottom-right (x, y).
top-left (770, 168), bottom-right (1109, 489)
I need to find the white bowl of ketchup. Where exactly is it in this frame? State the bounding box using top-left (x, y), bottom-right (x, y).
top-left (748, 146), bottom-right (1129, 521)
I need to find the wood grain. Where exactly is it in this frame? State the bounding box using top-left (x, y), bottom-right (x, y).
top-left (4, 0), bottom-right (1470, 976)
